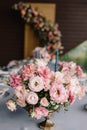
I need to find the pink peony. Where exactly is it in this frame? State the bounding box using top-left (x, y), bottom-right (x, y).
top-left (6, 99), bottom-right (16, 111)
top-left (21, 64), bottom-right (35, 80)
top-left (29, 76), bottom-right (44, 92)
top-left (9, 74), bottom-right (23, 88)
top-left (50, 82), bottom-right (68, 104)
top-left (33, 106), bottom-right (49, 119)
top-left (26, 91), bottom-right (38, 105)
top-left (40, 97), bottom-right (49, 107)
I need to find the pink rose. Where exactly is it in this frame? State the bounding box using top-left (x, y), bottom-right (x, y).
top-left (6, 99), bottom-right (16, 111)
top-left (9, 74), bottom-right (23, 88)
top-left (26, 91), bottom-right (38, 105)
top-left (50, 82), bottom-right (68, 104)
top-left (29, 76), bottom-right (44, 92)
top-left (22, 64), bottom-right (35, 80)
top-left (40, 97), bottom-right (49, 107)
top-left (33, 106), bottom-right (49, 119)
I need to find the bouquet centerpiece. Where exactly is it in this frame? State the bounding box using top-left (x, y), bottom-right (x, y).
top-left (6, 59), bottom-right (86, 130)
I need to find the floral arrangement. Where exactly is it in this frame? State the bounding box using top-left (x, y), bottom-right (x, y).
top-left (6, 59), bottom-right (85, 120)
top-left (13, 2), bottom-right (63, 56)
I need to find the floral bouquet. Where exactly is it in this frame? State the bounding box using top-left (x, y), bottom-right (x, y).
top-left (6, 59), bottom-right (85, 129)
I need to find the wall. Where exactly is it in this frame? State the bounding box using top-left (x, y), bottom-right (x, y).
top-left (0, 0), bottom-right (87, 66)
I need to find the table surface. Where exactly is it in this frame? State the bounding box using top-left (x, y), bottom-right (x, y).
top-left (0, 85), bottom-right (87, 130)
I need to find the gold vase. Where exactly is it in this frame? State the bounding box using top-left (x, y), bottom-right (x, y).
top-left (39, 111), bottom-right (54, 130)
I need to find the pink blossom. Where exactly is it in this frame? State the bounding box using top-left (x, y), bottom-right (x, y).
top-left (21, 64), bottom-right (35, 80)
top-left (67, 77), bottom-right (81, 95)
top-left (78, 86), bottom-right (86, 99)
top-left (16, 97), bottom-right (26, 107)
top-left (69, 92), bottom-right (76, 105)
top-left (14, 86), bottom-right (27, 107)
top-left (76, 65), bottom-right (83, 77)
top-left (14, 86), bottom-right (26, 99)
top-left (55, 71), bottom-right (65, 84)
top-left (40, 97), bottom-right (49, 107)
top-left (26, 91), bottom-right (38, 105)
top-left (9, 74), bottom-right (23, 88)
top-left (6, 99), bottom-right (16, 111)
top-left (33, 106), bottom-right (49, 119)
top-left (59, 61), bottom-right (77, 76)
top-left (44, 78), bottom-right (51, 91)
top-left (37, 66), bottom-right (51, 79)
top-left (50, 82), bottom-right (68, 104)
top-left (29, 76), bottom-right (44, 92)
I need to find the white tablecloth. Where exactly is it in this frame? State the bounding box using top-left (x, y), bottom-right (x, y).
top-left (0, 86), bottom-right (87, 130)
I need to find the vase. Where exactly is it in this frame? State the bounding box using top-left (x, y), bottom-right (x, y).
top-left (39, 111), bottom-right (54, 130)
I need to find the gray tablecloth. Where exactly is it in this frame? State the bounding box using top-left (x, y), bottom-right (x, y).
top-left (0, 86), bottom-right (87, 130)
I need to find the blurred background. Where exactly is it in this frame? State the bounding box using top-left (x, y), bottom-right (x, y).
top-left (0, 0), bottom-right (87, 71)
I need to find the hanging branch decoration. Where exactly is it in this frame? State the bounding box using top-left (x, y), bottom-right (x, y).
top-left (13, 2), bottom-right (63, 56)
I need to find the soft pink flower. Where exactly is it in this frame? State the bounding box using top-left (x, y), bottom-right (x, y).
top-left (55, 71), bottom-right (65, 84)
top-left (26, 91), bottom-right (38, 105)
top-left (67, 77), bottom-right (81, 95)
top-left (6, 99), bottom-right (16, 111)
top-left (16, 97), bottom-right (26, 107)
top-left (59, 61), bottom-right (77, 76)
top-left (29, 76), bottom-right (44, 92)
top-left (33, 106), bottom-right (49, 119)
top-left (50, 82), bottom-right (68, 104)
top-left (40, 97), bottom-right (49, 107)
top-left (76, 65), bottom-right (83, 77)
top-left (37, 66), bottom-right (51, 79)
top-left (44, 78), bottom-right (51, 91)
top-left (22, 64), bottom-right (35, 80)
top-left (14, 86), bottom-right (27, 107)
top-left (69, 92), bottom-right (76, 105)
top-left (14, 86), bottom-right (26, 99)
top-left (9, 74), bottom-right (23, 88)
top-left (78, 86), bottom-right (86, 99)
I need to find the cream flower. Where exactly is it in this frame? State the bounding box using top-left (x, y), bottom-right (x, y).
top-left (40, 97), bottom-right (49, 107)
top-left (29, 76), bottom-right (44, 92)
top-left (6, 99), bottom-right (16, 111)
top-left (26, 91), bottom-right (38, 105)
